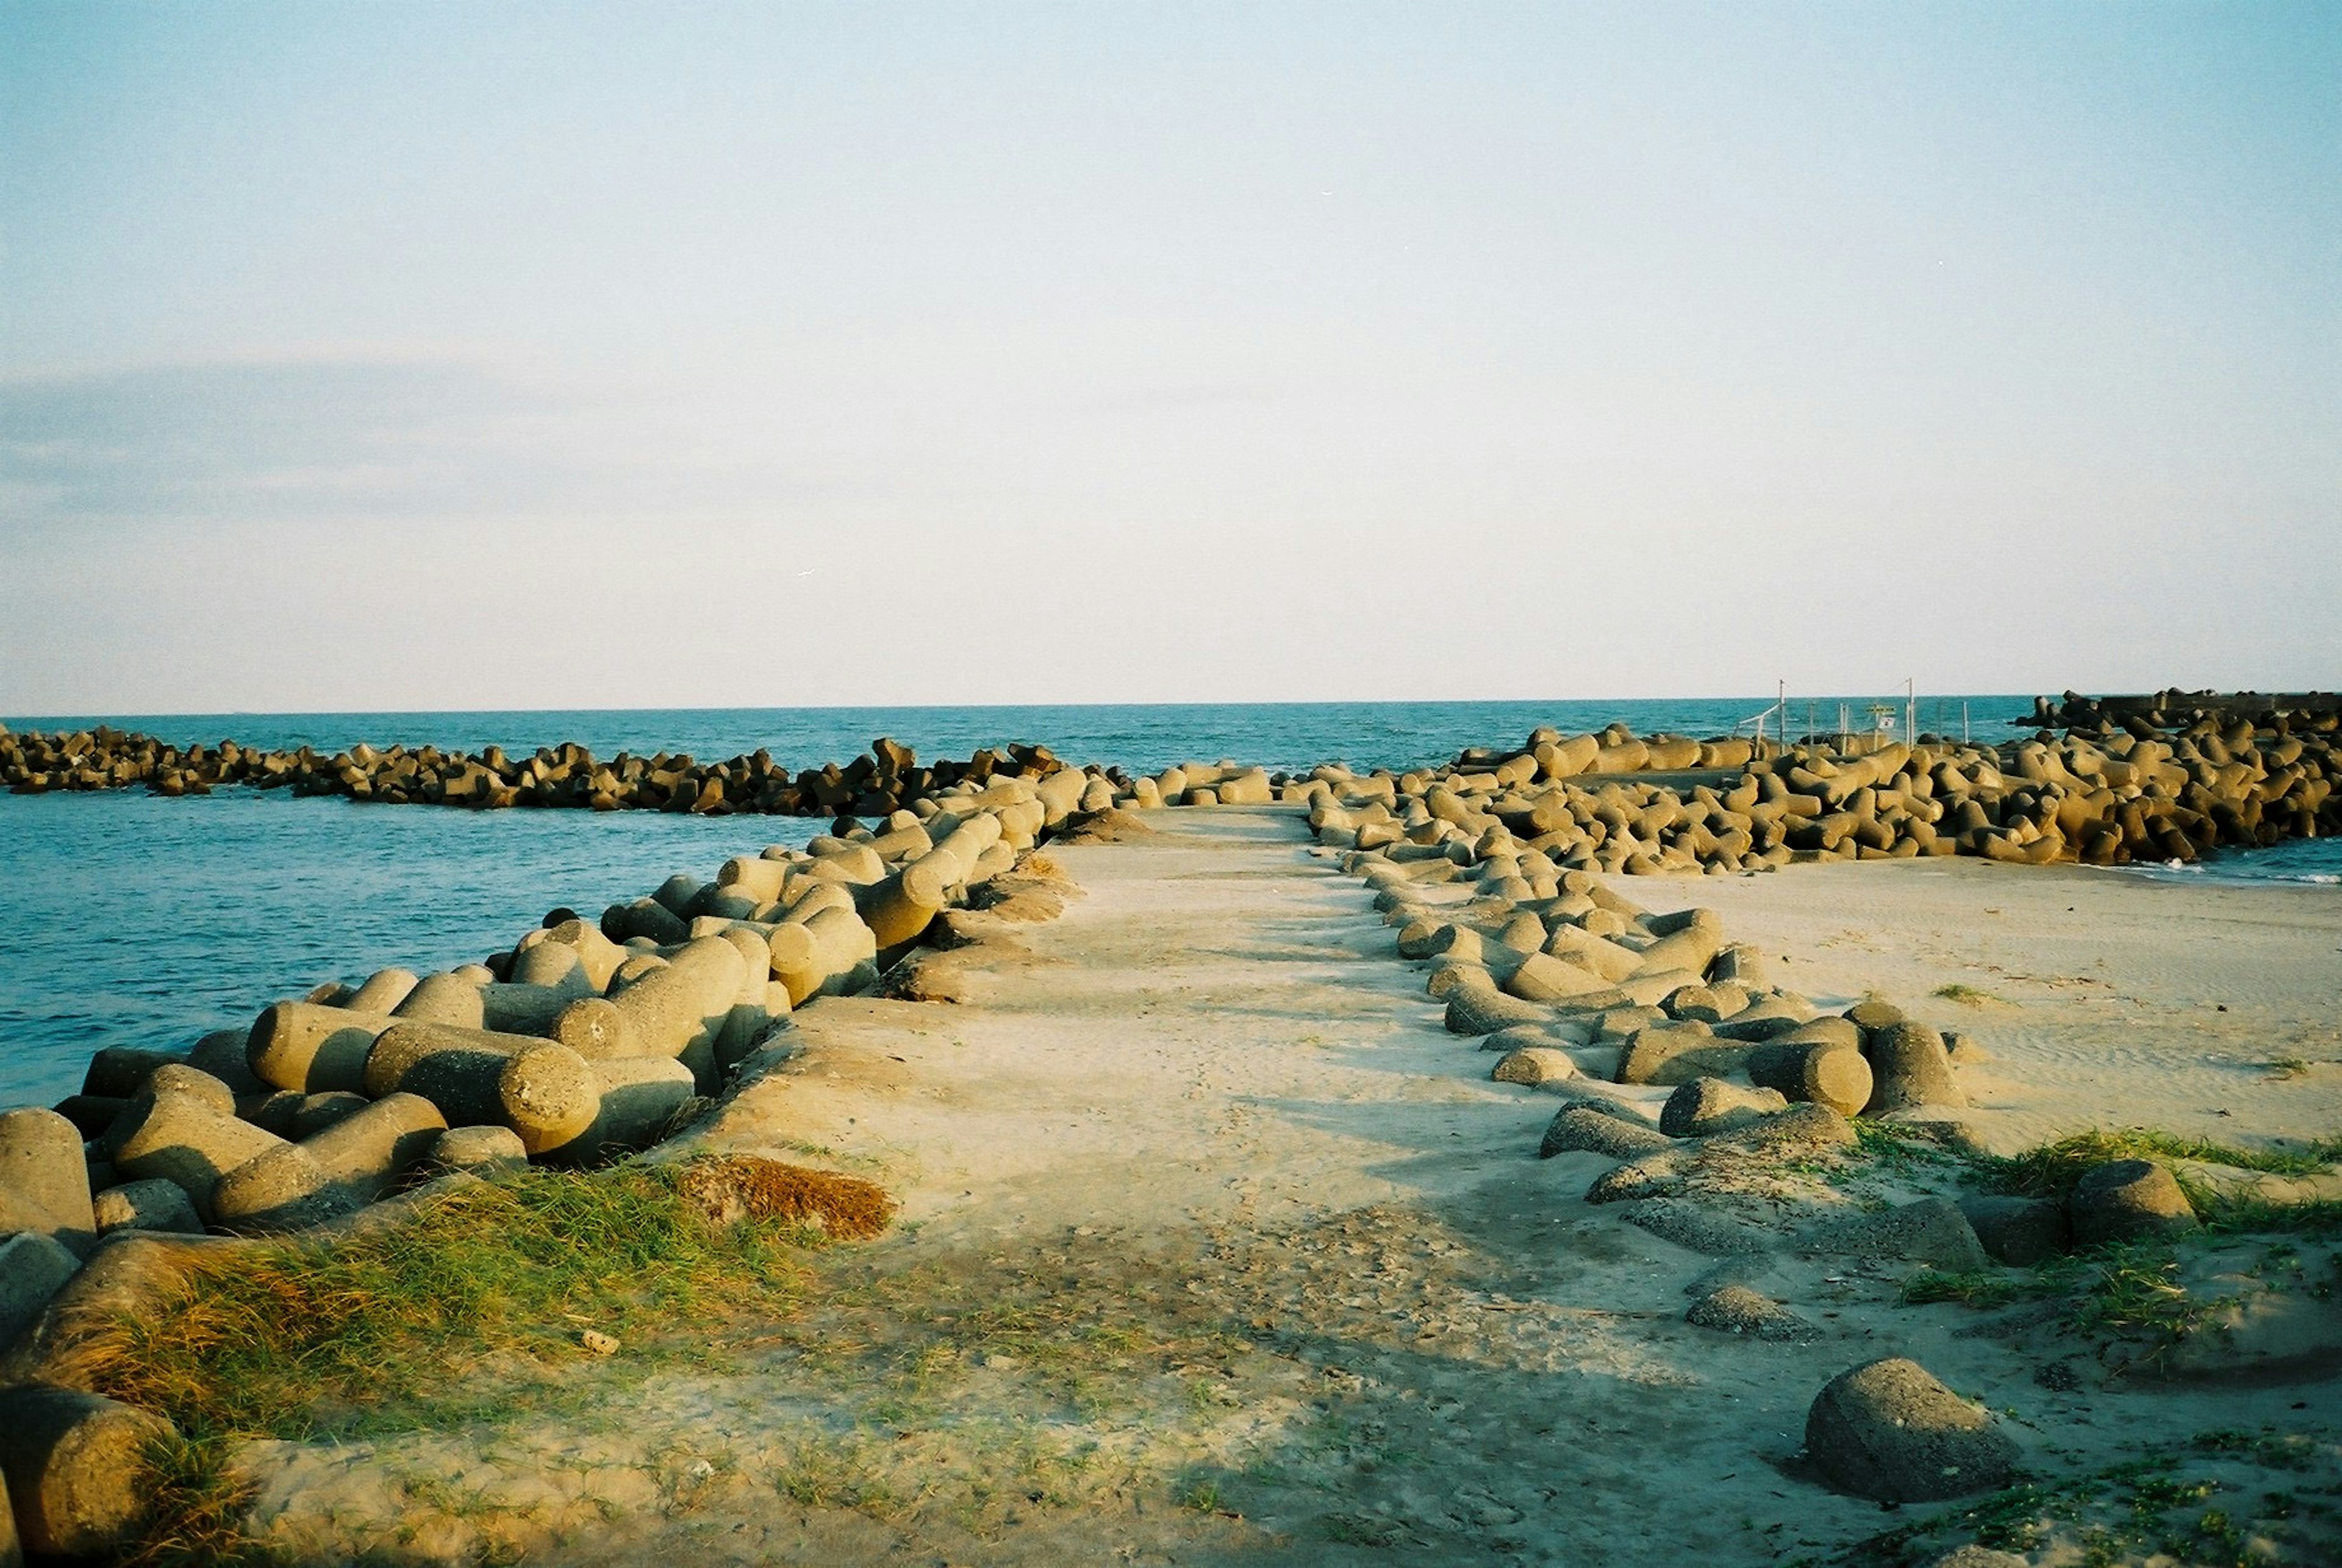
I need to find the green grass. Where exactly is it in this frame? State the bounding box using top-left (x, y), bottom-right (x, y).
top-left (1931, 983), bottom-right (2000, 1006)
top-left (1975, 1128), bottom-right (2342, 1203)
top-left (1823, 1428), bottom-right (2337, 1567)
top-left (88, 1162), bottom-right (886, 1564)
top-left (87, 1164), bottom-right (826, 1446)
top-left (2266, 1057), bottom-right (2312, 1079)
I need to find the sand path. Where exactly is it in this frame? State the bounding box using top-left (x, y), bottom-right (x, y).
top-left (236, 807), bottom-right (2340, 1566)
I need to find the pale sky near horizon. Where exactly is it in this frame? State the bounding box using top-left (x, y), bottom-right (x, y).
top-left (2, 2), bottom-right (2335, 715)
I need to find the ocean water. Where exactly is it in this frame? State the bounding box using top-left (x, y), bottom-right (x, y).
top-left (2107, 837), bottom-right (2342, 889)
top-left (11, 690), bottom-right (2293, 1114)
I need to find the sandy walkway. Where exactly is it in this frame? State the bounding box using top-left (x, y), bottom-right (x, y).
top-left (235, 806), bottom-right (2342, 1567)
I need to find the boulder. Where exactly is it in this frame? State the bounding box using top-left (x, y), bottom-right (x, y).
top-left (1686, 1284), bottom-right (1817, 1342)
top-left (1800, 1197), bottom-right (1990, 1273)
top-left (90, 1179), bottom-right (204, 1238)
top-left (0, 1384), bottom-right (174, 1557)
top-left (1958, 1195), bottom-right (2070, 1266)
top-left (1585, 1150), bottom-right (1691, 1204)
top-left (1491, 1048), bottom-right (1578, 1087)
top-left (1614, 1023), bottom-right (1747, 1086)
top-left (427, 1125), bottom-right (529, 1177)
top-left (0, 1109), bottom-right (95, 1255)
top-left (1863, 1020), bottom-right (1964, 1115)
top-left (2069, 1159), bottom-right (2197, 1247)
top-left (1708, 1103), bottom-right (1859, 1159)
top-left (1539, 1105), bottom-right (1675, 1161)
top-left (1746, 1039), bottom-right (1873, 1117)
top-left (1659, 1077), bottom-right (1788, 1137)
top-left (0, 1234), bottom-right (79, 1348)
top-left (1803, 1358), bottom-right (2018, 1502)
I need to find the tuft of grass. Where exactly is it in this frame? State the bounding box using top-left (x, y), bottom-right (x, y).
top-left (123, 1430), bottom-right (268, 1568)
top-left (1932, 983), bottom-right (2000, 1006)
top-left (1976, 1128), bottom-right (2342, 1203)
top-left (1900, 1269), bottom-right (2040, 1309)
top-left (83, 1161), bottom-right (840, 1445)
top-left (2265, 1057), bottom-right (2312, 1079)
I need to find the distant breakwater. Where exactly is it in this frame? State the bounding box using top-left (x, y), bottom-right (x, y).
top-left (2, 689), bottom-right (2337, 869)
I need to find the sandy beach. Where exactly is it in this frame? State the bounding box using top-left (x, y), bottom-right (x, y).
top-left (210, 804), bottom-right (2342, 1566)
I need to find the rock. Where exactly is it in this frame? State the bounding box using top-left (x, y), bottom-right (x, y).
top-left (427, 1125), bottom-right (529, 1176)
top-left (212, 1093), bottom-right (449, 1233)
top-left (244, 1002), bottom-right (397, 1094)
top-left (0, 1234), bottom-right (79, 1348)
top-left (107, 1087), bottom-right (285, 1222)
top-left (1491, 1048), bottom-right (1578, 1087)
top-left (1708, 1102), bottom-right (1859, 1159)
top-left (0, 1109), bottom-right (96, 1255)
top-left (1844, 998), bottom-right (1908, 1034)
top-left (1539, 1106), bottom-right (1675, 1161)
top-left (77, 1046), bottom-right (187, 1100)
top-left (1687, 1284), bottom-right (1817, 1342)
top-left (1746, 1039), bottom-right (1873, 1117)
top-left (90, 1178), bottom-right (204, 1238)
top-left (1862, 1020), bottom-right (1964, 1115)
top-left (1444, 976), bottom-right (1553, 1036)
top-left (1585, 1150), bottom-right (1691, 1204)
top-left (1958, 1194), bottom-right (2069, 1265)
top-left (1803, 1358), bottom-right (2018, 1502)
top-left (1614, 1023), bottom-right (1747, 1086)
top-left (1626, 1198), bottom-right (1775, 1256)
top-left (1661, 984), bottom-right (1730, 1024)
top-left (2069, 1159), bottom-right (2197, 1247)
top-left (1802, 1197), bottom-right (1990, 1272)
top-left (0, 1384), bottom-right (175, 1556)
top-left (1659, 1077), bottom-right (1788, 1137)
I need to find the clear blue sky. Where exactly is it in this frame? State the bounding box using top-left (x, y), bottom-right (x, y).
top-left (2, 1), bottom-right (2335, 712)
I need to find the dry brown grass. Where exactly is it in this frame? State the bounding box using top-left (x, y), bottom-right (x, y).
top-left (676, 1155), bottom-right (897, 1239)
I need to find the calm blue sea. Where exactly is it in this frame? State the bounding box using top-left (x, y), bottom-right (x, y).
top-left (4, 693), bottom-right (2323, 1113)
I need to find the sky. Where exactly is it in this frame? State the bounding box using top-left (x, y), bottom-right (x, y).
top-left (1, 1), bottom-right (2335, 715)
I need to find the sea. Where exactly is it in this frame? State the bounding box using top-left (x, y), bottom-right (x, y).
top-left (3, 696), bottom-right (2331, 1111)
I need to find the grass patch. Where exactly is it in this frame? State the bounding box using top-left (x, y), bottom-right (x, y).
top-left (1823, 1428), bottom-right (2340, 1567)
top-left (1900, 1269), bottom-right (2041, 1309)
top-left (2266, 1057), bottom-right (2312, 1079)
top-left (1976, 1128), bottom-right (2342, 1203)
top-left (1931, 983), bottom-right (2000, 1006)
top-left (85, 1162), bottom-right (843, 1444)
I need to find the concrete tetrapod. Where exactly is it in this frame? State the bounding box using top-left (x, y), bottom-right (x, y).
top-left (857, 853), bottom-right (953, 950)
top-left (211, 1092), bottom-right (449, 1233)
top-left (246, 1002), bottom-right (398, 1095)
top-left (0, 1234), bottom-right (79, 1350)
top-left (0, 1109), bottom-right (96, 1256)
top-left (0, 1384), bottom-right (174, 1558)
top-left (527, 1056), bottom-right (697, 1166)
top-left (1803, 1358), bottom-right (2018, 1502)
top-left (584, 936), bottom-right (747, 1059)
top-left (1746, 1039), bottom-right (1874, 1118)
top-left (364, 1022), bottom-right (544, 1126)
top-left (498, 1043), bottom-right (604, 1158)
top-left (107, 1087), bottom-right (287, 1223)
